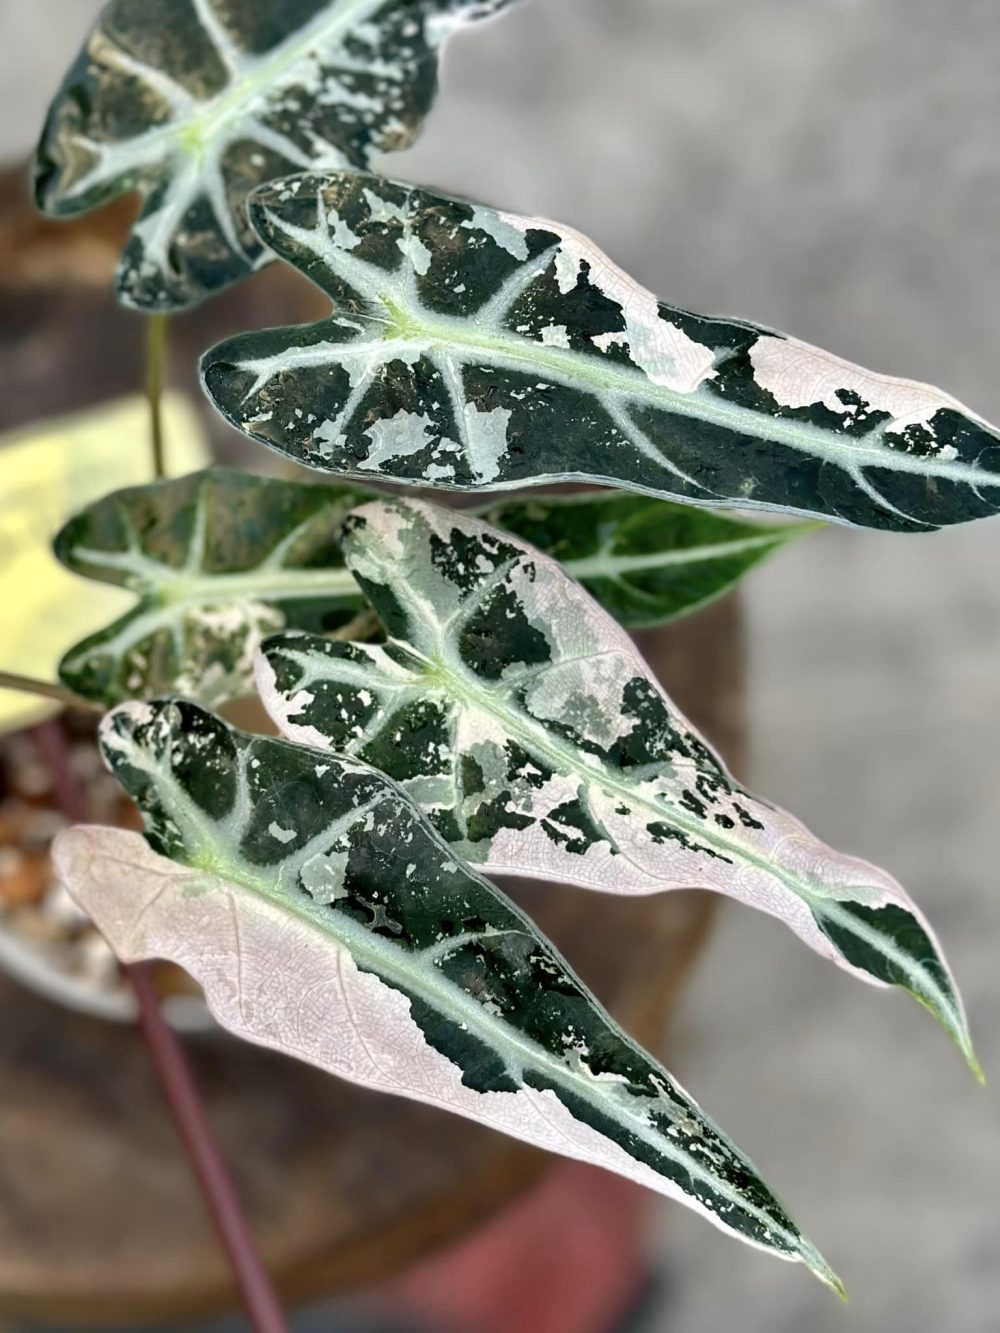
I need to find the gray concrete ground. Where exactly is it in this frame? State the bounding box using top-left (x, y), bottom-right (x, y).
top-left (3, 1), bottom-right (1000, 1329)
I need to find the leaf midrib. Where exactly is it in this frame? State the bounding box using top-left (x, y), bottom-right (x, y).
top-left (154, 565), bottom-right (360, 606)
top-left (562, 531), bottom-right (788, 580)
top-left (402, 641), bottom-right (962, 1045)
top-left (69, 566), bottom-right (361, 666)
top-left (371, 309), bottom-right (994, 488)
top-left (179, 0), bottom-right (380, 151)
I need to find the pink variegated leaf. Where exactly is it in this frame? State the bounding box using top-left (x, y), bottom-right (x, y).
top-left (52, 700), bottom-right (839, 1289)
top-left (258, 496), bottom-right (978, 1077)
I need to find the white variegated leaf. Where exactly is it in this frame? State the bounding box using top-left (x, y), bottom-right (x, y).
top-left (202, 171), bottom-right (1000, 530)
top-left (258, 497), bottom-right (979, 1075)
top-left (51, 700), bottom-right (840, 1289)
top-left (34, 1), bottom-right (516, 310)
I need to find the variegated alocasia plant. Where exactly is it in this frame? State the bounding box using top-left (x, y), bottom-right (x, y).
top-left (33, 0), bottom-right (517, 310)
top-left (52, 699), bottom-right (842, 1291)
top-left (54, 467), bottom-right (808, 707)
top-left (257, 496), bottom-right (979, 1076)
top-left (17, 0), bottom-right (989, 1303)
top-left (201, 170), bottom-right (1000, 531)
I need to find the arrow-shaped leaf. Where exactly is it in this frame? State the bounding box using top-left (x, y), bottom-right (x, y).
top-left (52, 699), bottom-right (839, 1288)
top-left (34, 1), bottom-right (516, 310)
top-left (55, 470), bottom-right (810, 706)
top-left (53, 469), bottom-right (369, 706)
top-left (258, 496), bottom-right (978, 1074)
top-left (201, 171), bottom-right (1000, 530)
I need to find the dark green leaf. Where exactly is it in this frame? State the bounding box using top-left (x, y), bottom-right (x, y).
top-left (34, 0), bottom-right (517, 309)
top-left (53, 469), bottom-right (369, 706)
top-left (202, 171), bottom-right (1000, 530)
top-left (55, 470), bottom-right (809, 707)
top-left (482, 492), bottom-right (814, 626)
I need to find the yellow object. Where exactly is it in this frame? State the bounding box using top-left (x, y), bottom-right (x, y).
top-left (0, 394), bottom-right (209, 733)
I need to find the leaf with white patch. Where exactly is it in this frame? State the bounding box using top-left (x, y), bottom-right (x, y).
top-left (52, 699), bottom-right (840, 1288)
top-left (57, 471), bottom-right (810, 704)
top-left (481, 493), bottom-right (815, 627)
top-left (54, 469), bottom-right (370, 706)
top-left (259, 497), bottom-right (979, 1075)
top-left (34, 0), bottom-right (516, 310)
top-left (202, 171), bottom-right (1000, 530)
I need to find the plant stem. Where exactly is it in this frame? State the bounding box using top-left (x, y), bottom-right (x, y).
top-left (126, 962), bottom-right (291, 1333)
top-left (0, 671), bottom-right (98, 712)
top-left (329, 607), bottom-right (381, 642)
top-left (33, 720), bottom-right (91, 821)
top-left (146, 312), bottom-right (169, 479)
top-left (32, 718), bottom-right (290, 1333)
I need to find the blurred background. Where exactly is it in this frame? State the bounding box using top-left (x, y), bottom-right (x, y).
top-left (1, 1), bottom-right (998, 1330)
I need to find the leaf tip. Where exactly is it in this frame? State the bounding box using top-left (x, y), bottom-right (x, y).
top-left (939, 1013), bottom-right (984, 1086)
top-left (945, 1002), bottom-right (985, 1086)
top-left (801, 1240), bottom-right (846, 1301)
top-left (906, 985), bottom-right (982, 1084)
top-left (966, 1045), bottom-right (987, 1088)
top-left (947, 1009), bottom-right (985, 1085)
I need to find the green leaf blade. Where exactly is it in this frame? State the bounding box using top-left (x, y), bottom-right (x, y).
top-left (258, 496), bottom-right (975, 1071)
top-left (201, 170), bottom-right (1000, 530)
top-left (54, 471), bottom-right (808, 709)
top-left (34, 1), bottom-right (518, 310)
top-left (53, 469), bottom-right (369, 706)
top-left (482, 493), bottom-right (815, 627)
top-left (53, 699), bottom-right (837, 1286)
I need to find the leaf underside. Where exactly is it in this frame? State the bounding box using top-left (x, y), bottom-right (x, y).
top-left (201, 170), bottom-right (1000, 531)
top-left (53, 469), bottom-right (370, 707)
top-left (54, 468), bottom-right (808, 707)
top-left (258, 496), bottom-right (976, 1073)
top-left (34, 0), bottom-right (516, 309)
top-left (53, 699), bottom-right (839, 1289)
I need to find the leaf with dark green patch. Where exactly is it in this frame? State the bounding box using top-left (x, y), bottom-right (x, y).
top-left (481, 493), bottom-right (815, 627)
top-left (202, 170), bottom-right (1000, 530)
top-left (52, 699), bottom-right (839, 1288)
top-left (34, 0), bottom-right (516, 310)
top-left (53, 469), bottom-right (370, 706)
top-left (55, 471), bottom-right (810, 707)
top-left (258, 496), bottom-right (978, 1075)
